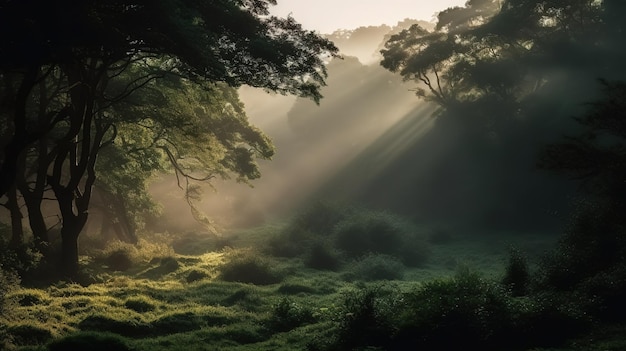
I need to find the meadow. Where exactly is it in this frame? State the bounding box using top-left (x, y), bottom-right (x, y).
top-left (2, 203), bottom-right (625, 351)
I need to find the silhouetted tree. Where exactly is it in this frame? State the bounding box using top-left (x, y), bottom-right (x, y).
top-left (0, 0), bottom-right (337, 278)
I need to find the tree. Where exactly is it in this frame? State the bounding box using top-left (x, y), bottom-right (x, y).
top-left (373, 0), bottom-right (626, 229)
top-left (539, 80), bottom-right (626, 203)
top-left (0, 0), bottom-right (337, 278)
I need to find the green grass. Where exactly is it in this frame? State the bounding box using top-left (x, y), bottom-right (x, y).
top-left (2, 224), bottom-right (619, 351)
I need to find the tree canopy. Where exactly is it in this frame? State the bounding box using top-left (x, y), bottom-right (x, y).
top-left (0, 0), bottom-right (337, 277)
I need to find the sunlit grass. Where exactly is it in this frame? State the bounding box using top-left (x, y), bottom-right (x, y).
top-left (3, 222), bottom-right (568, 350)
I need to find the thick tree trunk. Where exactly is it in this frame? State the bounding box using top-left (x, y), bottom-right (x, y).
top-left (60, 224), bottom-right (80, 279)
top-left (23, 193), bottom-right (50, 254)
top-left (7, 184), bottom-right (24, 247)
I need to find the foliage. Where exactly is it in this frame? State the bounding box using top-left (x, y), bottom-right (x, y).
top-left (0, 234), bottom-right (43, 277)
top-left (266, 297), bottom-right (317, 332)
top-left (0, 266), bottom-right (19, 304)
top-left (538, 80), bottom-right (626, 202)
top-left (303, 239), bottom-right (343, 271)
top-left (267, 203), bottom-right (431, 270)
top-left (218, 249), bottom-right (284, 285)
top-left (333, 210), bottom-right (430, 266)
top-left (392, 269), bottom-right (515, 350)
top-left (537, 197), bottom-right (626, 291)
top-left (502, 246), bottom-right (530, 296)
top-left (331, 285), bottom-right (403, 351)
top-left (0, 0), bottom-right (337, 278)
top-left (344, 254), bottom-right (406, 281)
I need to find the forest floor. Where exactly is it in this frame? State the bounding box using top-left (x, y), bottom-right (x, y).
top-left (3, 224), bottom-right (625, 351)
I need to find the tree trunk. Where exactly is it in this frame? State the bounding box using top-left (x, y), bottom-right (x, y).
top-left (7, 184), bottom-right (24, 247)
top-left (60, 223), bottom-right (80, 279)
top-left (23, 193), bottom-right (50, 254)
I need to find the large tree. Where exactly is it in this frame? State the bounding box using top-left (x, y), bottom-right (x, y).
top-left (0, 0), bottom-right (337, 277)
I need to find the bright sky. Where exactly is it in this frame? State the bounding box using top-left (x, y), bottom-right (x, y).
top-left (270, 0), bottom-right (468, 33)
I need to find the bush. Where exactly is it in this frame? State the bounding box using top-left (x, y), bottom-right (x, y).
top-left (266, 200), bottom-right (354, 258)
top-left (48, 332), bottom-right (131, 351)
top-left (266, 298), bottom-right (317, 332)
top-left (333, 285), bottom-right (403, 350)
top-left (345, 254), bottom-right (405, 281)
top-left (502, 247), bottom-right (530, 296)
top-left (304, 240), bottom-right (342, 271)
top-left (288, 200), bottom-right (355, 237)
top-left (0, 235), bottom-right (43, 277)
top-left (537, 197), bottom-right (626, 291)
top-left (218, 250), bottom-right (283, 285)
top-left (393, 269), bottom-right (516, 350)
top-left (333, 210), bottom-right (430, 266)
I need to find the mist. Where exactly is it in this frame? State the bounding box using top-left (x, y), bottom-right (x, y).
top-left (149, 20), bottom-right (572, 234)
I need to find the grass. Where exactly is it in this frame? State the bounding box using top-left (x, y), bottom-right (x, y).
top-left (2, 223), bottom-right (618, 351)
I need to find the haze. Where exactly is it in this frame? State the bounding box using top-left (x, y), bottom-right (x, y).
top-left (270, 0), bottom-right (468, 33)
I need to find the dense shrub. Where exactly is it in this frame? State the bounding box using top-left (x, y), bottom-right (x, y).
top-left (304, 239), bottom-right (342, 271)
top-left (0, 235), bottom-right (43, 277)
top-left (266, 297), bottom-right (317, 332)
top-left (218, 250), bottom-right (283, 285)
top-left (502, 247), bottom-right (530, 296)
top-left (393, 269), bottom-right (515, 350)
top-left (332, 285), bottom-right (403, 351)
top-left (288, 200), bottom-right (355, 237)
top-left (537, 198), bottom-right (626, 291)
top-left (577, 263), bottom-right (626, 322)
top-left (333, 210), bottom-right (430, 266)
top-left (344, 254), bottom-right (405, 281)
top-left (534, 197), bottom-right (626, 325)
top-left (48, 332), bottom-right (131, 351)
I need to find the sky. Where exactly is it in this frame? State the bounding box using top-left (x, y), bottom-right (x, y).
top-left (269, 0), bottom-right (468, 33)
